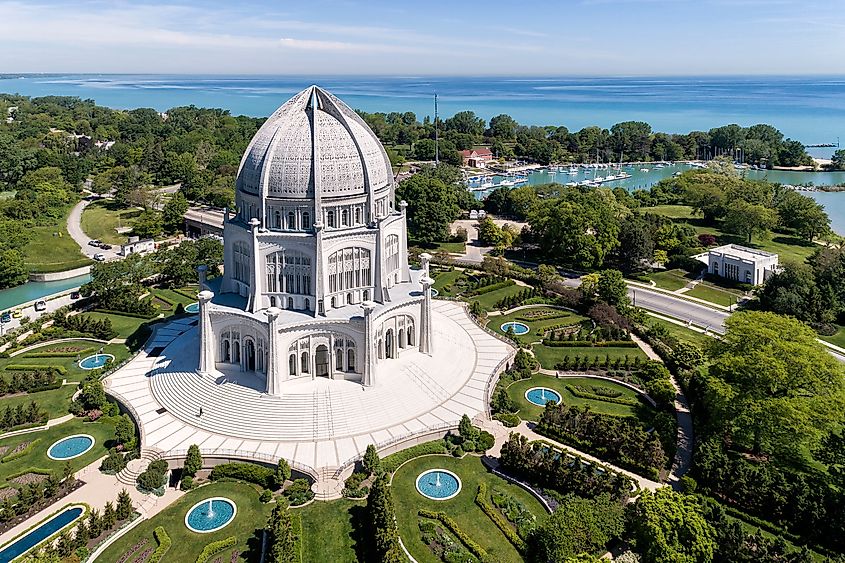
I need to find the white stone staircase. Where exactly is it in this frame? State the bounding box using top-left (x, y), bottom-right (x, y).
top-left (116, 448), bottom-right (162, 487)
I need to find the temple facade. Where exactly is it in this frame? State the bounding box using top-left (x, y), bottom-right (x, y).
top-left (197, 85), bottom-right (434, 395)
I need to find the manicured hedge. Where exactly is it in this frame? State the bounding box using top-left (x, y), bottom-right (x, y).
top-left (565, 385), bottom-right (639, 406)
top-left (1, 439), bottom-right (40, 463)
top-left (195, 535), bottom-right (237, 563)
top-left (4, 365), bottom-right (68, 375)
top-left (94, 309), bottom-right (159, 320)
top-left (541, 340), bottom-right (638, 348)
top-left (24, 348), bottom-right (95, 358)
top-left (418, 509), bottom-right (493, 563)
top-left (493, 413), bottom-right (520, 428)
top-left (149, 526), bottom-right (171, 563)
top-left (209, 462), bottom-right (276, 489)
top-left (474, 483), bottom-right (526, 553)
top-left (381, 440), bottom-right (448, 474)
top-left (467, 280), bottom-right (515, 297)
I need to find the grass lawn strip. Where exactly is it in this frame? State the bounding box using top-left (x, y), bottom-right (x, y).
top-left (392, 455), bottom-right (545, 563)
top-left (489, 306), bottom-right (590, 345)
top-left (294, 498), bottom-right (367, 563)
top-left (77, 312), bottom-right (147, 340)
top-left (98, 481), bottom-right (271, 563)
top-left (22, 210), bottom-right (93, 274)
top-left (531, 343), bottom-right (646, 371)
top-left (685, 283), bottom-right (742, 307)
top-left (642, 269), bottom-right (692, 291)
top-left (467, 284), bottom-right (527, 311)
top-left (645, 317), bottom-right (714, 348)
top-left (506, 374), bottom-right (653, 422)
top-left (80, 200), bottom-right (141, 246)
top-left (0, 385), bottom-right (75, 419)
top-left (1, 341), bottom-right (131, 378)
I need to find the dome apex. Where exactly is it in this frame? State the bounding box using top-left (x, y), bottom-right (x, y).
top-left (237, 85), bottom-right (392, 200)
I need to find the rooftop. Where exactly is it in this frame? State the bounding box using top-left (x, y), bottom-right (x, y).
top-left (704, 244), bottom-right (778, 262)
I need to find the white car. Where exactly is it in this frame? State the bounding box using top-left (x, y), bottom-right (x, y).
top-left (34, 300), bottom-right (47, 312)
top-left (93, 253), bottom-right (106, 261)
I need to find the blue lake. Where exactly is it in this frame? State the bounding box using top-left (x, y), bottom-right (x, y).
top-left (0, 274), bottom-right (90, 311)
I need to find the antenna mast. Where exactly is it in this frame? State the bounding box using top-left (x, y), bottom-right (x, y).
top-left (434, 92), bottom-right (439, 166)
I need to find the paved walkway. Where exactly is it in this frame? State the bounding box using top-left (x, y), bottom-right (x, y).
top-left (66, 198), bottom-right (122, 261)
top-left (631, 333), bottom-right (694, 488)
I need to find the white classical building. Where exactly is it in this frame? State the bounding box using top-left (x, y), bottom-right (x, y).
top-left (695, 243), bottom-right (779, 285)
top-left (197, 85), bottom-right (434, 394)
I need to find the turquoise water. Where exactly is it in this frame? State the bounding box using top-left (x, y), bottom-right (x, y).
top-left (0, 274), bottom-right (90, 311)
top-left (185, 499), bottom-right (236, 532)
top-left (500, 321), bottom-right (530, 335)
top-left (185, 302), bottom-right (199, 314)
top-left (3, 75), bottom-right (844, 148)
top-left (416, 470), bottom-right (461, 500)
top-left (526, 387), bottom-right (562, 406)
top-left (78, 354), bottom-right (114, 370)
top-left (0, 506), bottom-right (83, 562)
top-left (48, 435), bottom-right (94, 460)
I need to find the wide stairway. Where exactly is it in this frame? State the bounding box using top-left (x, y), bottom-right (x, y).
top-left (116, 448), bottom-right (162, 487)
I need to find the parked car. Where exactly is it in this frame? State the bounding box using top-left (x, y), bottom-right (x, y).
top-left (34, 300), bottom-right (47, 312)
top-left (93, 253), bottom-right (106, 261)
top-left (98, 243), bottom-right (113, 250)
top-left (0, 312), bottom-right (10, 324)
top-left (88, 239), bottom-right (101, 247)
top-left (70, 291), bottom-right (80, 300)
top-left (11, 309), bottom-right (22, 318)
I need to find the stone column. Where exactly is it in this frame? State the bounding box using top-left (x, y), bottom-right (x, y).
top-left (197, 290), bottom-right (215, 374)
top-left (314, 221), bottom-right (324, 316)
top-left (265, 307), bottom-right (281, 396)
top-left (248, 218), bottom-right (262, 312)
top-left (361, 301), bottom-right (375, 386)
top-left (418, 253), bottom-right (433, 355)
top-left (398, 200), bottom-right (411, 283)
top-left (197, 264), bottom-right (208, 290)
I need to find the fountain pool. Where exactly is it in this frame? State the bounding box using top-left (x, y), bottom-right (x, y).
top-left (0, 505), bottom-right (84, 561)
top-left (185, 302), bottom-right (200, 314)
top-left (415, 469), bottom-right (462, 501)
top-left (47, 435), bottom-right (95, 460)
top-left (525, 387), bottom-right (562, 406)
top-left (78, 353), bottom-right (114, 370)
top-left (184, 497), bottom-right (237, 533)
top-left (500, 321), bottom-right (529, 335)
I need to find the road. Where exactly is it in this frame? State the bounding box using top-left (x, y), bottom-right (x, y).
top-left (66, 198), bottom-right (123, 261)
top-left (0, 291), bottom-right (79, 340)
top-left (628, 286), bottom-right (729, 334)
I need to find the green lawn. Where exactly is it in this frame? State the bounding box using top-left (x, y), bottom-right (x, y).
top-left (392, 455), bottom-right (547, 563)
top-left (432, 269), bottom-right (465, 297)
top-left (2, 340), bottom-right (131, 378)
top-left (506, 374), bottom-right (653, 421)
top-left (488, 306), bottom-right (590, 345)
top-left (645, 316), bottom-right (714, 349)
top-left (0, 385), bottom-right (75, 418)
top-left (151, 288), bottom-right (196, 309)
top-left (0, 418), bottom-right (114, 487)
top-left (295, 499), bottom-right (369, 563)
top-left (684, 284), bottom-right (742, 307)
top-left (467, 283), bottom-right (526, 311)
top-left (99, 481), bottom-right (271, 563)
top-left (78, 312), bottom-right (149, 339)
top-left (22, 212), bottom-right (92, 274)
top-left (530, 343), bottom-right (646, 371)
top-left (80, 200), bottom-right (141, 245)
top-left (641, 269), bottom-right (693, 291)
top-left (641, 204), bottom-right (818, 263)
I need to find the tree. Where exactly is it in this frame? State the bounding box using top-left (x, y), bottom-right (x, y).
top-left (363, 444), bottom-right (380, 476)
top-left (0, 249), bottom-right (28, 290)
top-left (161, 191), bottom-right (189, 234)
top-left (488, 114), bottom-right (518, 139)
top-left (722, 200), bottom-right (777, 243)
top-left (367, 474), bottom-right (403, 562)
top-left (78, 380), bottom-right (107, 410)
top-left (596, 269), bottom-right (629, 308)
top-left (183, 444), bottom-right (202, 477)
top-left (114, 414), bottom-right (135, 446)
top-left (116, 489), bottom-right (133, 520)
top-left (275, 458), bottom-right (291, 487)
top-left (527, 494), bottom-right (624, 563)
top-left (703, 311), bottom-right (845, 457)
top-left (396, 168), bottom-right (459, 243)
top-left (131, 209), bottom-right (163, 239)
top-left (775, 189), bottom-right (830, 241)
top-left (267, 502), bottom-right (298, 563)
top-left (627, 488), bottom-right (716, 563)
top-left (831, 149), bottom-right (845, 171)
top-left (443, 110), bottom-right (485, 136)
top-left (458, 414), bottom-right (479, 441)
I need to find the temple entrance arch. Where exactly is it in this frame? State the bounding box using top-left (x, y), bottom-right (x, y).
top-left (385, 329), bottom-right (394, 359)
top-left (244, 339), bottom-right (256, 371)
top-left (315, 345), bottom-right (330, 377)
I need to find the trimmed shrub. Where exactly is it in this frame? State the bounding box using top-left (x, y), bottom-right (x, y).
top-left (381, 440), bottom-right (449, 473)
top-left (195, 536), bottom-right (237, 563)
top-left (209, 462), bottom-right (276, 489)
top-left (493, 413), bottom-right (520, 428)
top-left (149, 526), bottom-right (171, 563)
top-left (474, 483), bottom-right (526, 552)
top-left (419, 509), bottom-right (492, 563)
top-left (283, 478), bottom-right (314, 506)
top-left (565, 385), bottom-right (639, 407)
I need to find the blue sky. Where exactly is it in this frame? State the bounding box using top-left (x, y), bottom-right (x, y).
top-left (0, 0), bottom-right (843, 75)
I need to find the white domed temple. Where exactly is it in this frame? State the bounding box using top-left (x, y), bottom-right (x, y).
top-left (105, 86), bottom-right (513, 490)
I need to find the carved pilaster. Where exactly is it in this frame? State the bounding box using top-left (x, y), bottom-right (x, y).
top-left (197, 290), bottom-right (215, 374)
top-left (265, 307), bottom-right (281, 396)
top-left (361, 301), bottom-right (376, 386)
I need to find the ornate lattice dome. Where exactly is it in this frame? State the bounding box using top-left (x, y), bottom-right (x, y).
top-left (236, 85), bottom-right (393, 200)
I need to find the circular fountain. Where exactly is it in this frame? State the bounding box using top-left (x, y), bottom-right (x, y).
top-left (184, 497), bottom-right (237, 533)
top-left (500, 321), bottom-right (529, 335)
top-left (47, 434), bottom-right (95, 460)
top-left (78, 353), bottom-right (114, 370)
top-left (525, 387), bottom-right (562, 406)
top-left (185, 302), bottom-right (200, 314)
top-left (416, 469), bottom-right (462, 501)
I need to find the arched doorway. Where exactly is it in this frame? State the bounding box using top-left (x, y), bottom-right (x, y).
top-left (222, 340), bottom-right (231, 362)
top-left (315, 345), bottom-right (330, 377)
top-left (245, 339), bottom-right (256, 371)
top-left (233, 341), bottom-right (241, 364)
top-left (385, 329), bottom-right (394, 359)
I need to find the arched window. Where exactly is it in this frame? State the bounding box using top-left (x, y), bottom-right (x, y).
top-left (385, 234), bottom-right (400, 274)
top-left (270, 296), bottom-right (276, 307)
top-left (327, 210), bottom-right (335, 228)
top-left (266, 251), bottom-right (312, 295)
top-left (305, 298), bottom-right (311, 311)
top-left (289, 353), bottom-right (297, 375)
top-left (302, 211), bottom-right (310, 229)
top-left (328, 247), bottom-right (371, 293)
top-left (399, 328), bottom-right (405, 349)
top-left (408, 324), bottom-right (415, 346)
top-left (301, 351), bottom-right (309, 373)
top-left (274, 211), bottom-right (281, 229)
top-left (355, 207), bottom-right (361, 224)
top-left (331, 296), bottom-right (337, 308)
top-left (288, 297), bottom-right (294, 309)
top-left (347, 348), bottom-right (355, 371)
top-left (385, 329), bottom-right (394, 359)
top-left (363, 290), bottom-right (370, 301)
top-left (377, 339), bottom-right (383, 359)
top-left (335, 348), bottom-right (343, 370)
top-left (346, 293), bottom-right (353, 305)
top-left (341, 209), bottom-right (349, 226)
top-left (233, 241), bottom-right (250, 283)
top-left (288, 211), bottom-right (296, 230)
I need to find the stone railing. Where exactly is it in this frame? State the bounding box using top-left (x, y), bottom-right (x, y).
top-left (163, 448), bottom-right (318, 481)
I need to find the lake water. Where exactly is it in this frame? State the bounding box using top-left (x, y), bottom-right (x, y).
top-left (0, 274), bottom-right (90, 311)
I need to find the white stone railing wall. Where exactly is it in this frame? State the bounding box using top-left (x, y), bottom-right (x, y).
top-left (163, 448), bottom-right (318, 481)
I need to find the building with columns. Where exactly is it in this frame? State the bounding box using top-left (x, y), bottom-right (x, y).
top-left (197, 85), bottom-right (434, 394)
